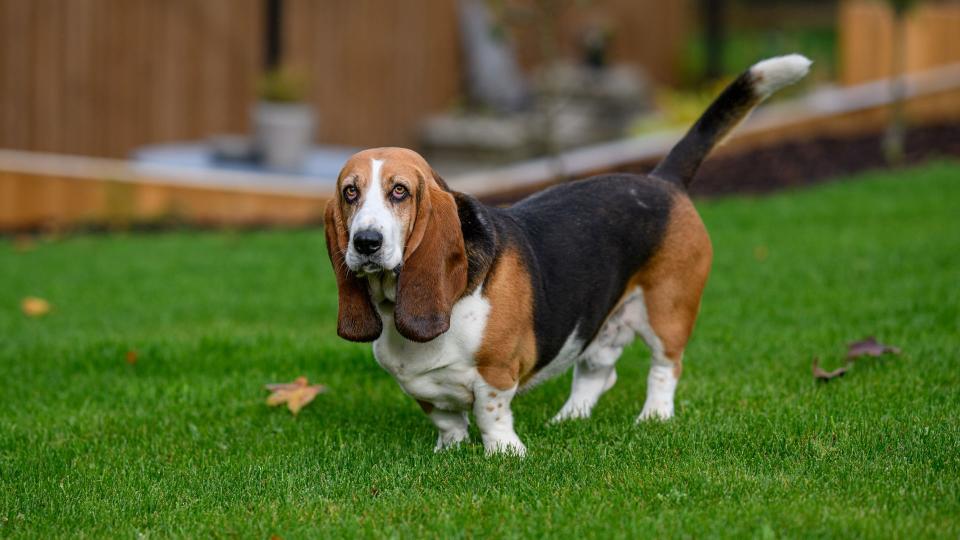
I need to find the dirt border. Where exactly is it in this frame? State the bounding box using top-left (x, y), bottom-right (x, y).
top-left (479, 123), bottom-right (960, 205)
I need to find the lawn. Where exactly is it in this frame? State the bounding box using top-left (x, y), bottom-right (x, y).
top-left (2, 161), bottom-right (959, 538)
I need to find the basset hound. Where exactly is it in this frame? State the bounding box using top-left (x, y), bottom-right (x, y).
top-left (325, 55), bottom-right (811, 455)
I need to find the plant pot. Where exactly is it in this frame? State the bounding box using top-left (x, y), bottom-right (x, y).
top-left (251, 101), bottom-right (315, 172)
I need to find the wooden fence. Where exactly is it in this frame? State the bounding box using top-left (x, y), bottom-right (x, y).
top-left (0, 0), bottom-right (688, 159)
top-left (283, 0), bottom-right (462, 150)
top-left (840, 0), bottom-right (960, 85)
top-left (0, 0), bottom-right (263, 158)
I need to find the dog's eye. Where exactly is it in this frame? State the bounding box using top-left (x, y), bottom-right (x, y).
top-left (391, 184), bottom-right (409, 201)
top-left (343, 185), bottom-right (359, 203)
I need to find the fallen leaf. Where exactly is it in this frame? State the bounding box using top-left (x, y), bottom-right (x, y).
top-left (812, 357), bottom-right (849, 382)
top-left (753, 245), bottom-right (769, 262)
top-left (847, 336), bottom-right (901, 359)
top-left (21, 297), bottom-right (51, 317)
top-left (125, 350), bottom-right (138, 365)
top-left (265, 376), bottom-right (326, 415)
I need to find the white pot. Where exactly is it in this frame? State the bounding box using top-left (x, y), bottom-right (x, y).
top-left (251, 101), bottom-right (315, 172)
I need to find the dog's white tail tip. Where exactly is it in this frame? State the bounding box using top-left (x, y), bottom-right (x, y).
top-left (750, 54), bottom-right (812, 97)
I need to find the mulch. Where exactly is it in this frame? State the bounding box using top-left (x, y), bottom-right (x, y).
top-left (685, 122), bottom-right (960, 197)
top-left (481, 123), bottom-right (960, 204)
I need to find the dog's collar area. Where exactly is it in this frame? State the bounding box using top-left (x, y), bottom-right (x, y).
top-left (361, 267), bottom-right (400, 305)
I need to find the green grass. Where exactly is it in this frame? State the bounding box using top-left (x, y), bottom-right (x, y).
top-left (2, 161), bottom-right (959, 538)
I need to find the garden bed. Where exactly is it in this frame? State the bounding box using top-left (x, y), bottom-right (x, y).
top-left (654, 122), bottom-right (960, 198)
top-left (480, 122), bottom-right (960, 204)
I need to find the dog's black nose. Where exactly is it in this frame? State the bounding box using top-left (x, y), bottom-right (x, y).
top-left (353, 230), bottom-right (383, 255)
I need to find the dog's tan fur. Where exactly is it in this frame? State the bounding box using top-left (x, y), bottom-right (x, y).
top-left (474, 247), bottom-right (538, 390)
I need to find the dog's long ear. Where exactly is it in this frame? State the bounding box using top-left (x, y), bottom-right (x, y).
top-left (394, 177), bottom-right (468, 343)
top-left (324, 201), bottom-right (382, 342)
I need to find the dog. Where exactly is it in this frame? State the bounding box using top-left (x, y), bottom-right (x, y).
top-left (324, 55), bottom-right (811, 455)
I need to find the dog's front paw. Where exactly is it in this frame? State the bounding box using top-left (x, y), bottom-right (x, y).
top-left (636, 400), bottom-right (674, 422)
top-left (550, 401), bottom-right (593, 424)
top-left (483, 436), bottom-right (527, 457)
top-left (434, 430), bottom-right (470, 452)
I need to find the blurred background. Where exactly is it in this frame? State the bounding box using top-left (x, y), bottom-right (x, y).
top-left (1, 0), bottom-right (958, 231)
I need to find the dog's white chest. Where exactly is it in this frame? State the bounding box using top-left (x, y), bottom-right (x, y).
top-left (372, 288), bottom-right (490, 410)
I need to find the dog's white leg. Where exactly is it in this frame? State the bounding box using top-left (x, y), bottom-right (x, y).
top-left (552, 291), bottom-right (645, 423)
top-left (636, 327), bottom-right (680, 421)
top-left (473, 379), bottom-right (526, 456)
top-left (429, 409), bottom-right (470, 452)
top-left (551, 345), bottom-right (622, 423)
top-left (637, 359), bottom-right (679, 421)
top-left (632, 288), bottom-right (682, 422)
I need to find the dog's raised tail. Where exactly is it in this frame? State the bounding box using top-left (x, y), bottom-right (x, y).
top-left (651, 54), bottom-right (811, 188)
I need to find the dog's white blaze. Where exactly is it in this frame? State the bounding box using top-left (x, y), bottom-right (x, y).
top-left (347, 158), bottom-right (403, 270)
top-left (750, 54), bottom-right (812, 98)
top-left (350, 159), bottom-right (388, 232)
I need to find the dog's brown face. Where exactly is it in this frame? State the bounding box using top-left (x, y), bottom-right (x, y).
top-left (325, 147), bottom-right (468, 344)
top-left (333, 148), bottom-right (426, 274)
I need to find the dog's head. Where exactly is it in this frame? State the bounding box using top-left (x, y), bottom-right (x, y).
top-left (325, 147), bottom-right (468, 343)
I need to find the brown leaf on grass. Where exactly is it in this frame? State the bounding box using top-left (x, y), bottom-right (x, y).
top-left (21, 297), bottom-right (51, 317)
top-left (812, 357), bottom-right (849, 382)
top-left (847, 336), bottom-right (901, 359)
top-left (265, 376), bottom-right (326, 415)
top-left (813, 337), bottom-right (902, 382)
top-left (125, 350), bottom-right (138, 365)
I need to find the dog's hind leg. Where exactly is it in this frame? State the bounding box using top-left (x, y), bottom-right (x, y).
top-left (550, 343), bottom-right (622, 423)
top-left (635, 196), bottom-right (712, 422)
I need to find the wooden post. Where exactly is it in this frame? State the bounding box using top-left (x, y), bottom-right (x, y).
top-left (702, 0), bottom-right (726, 81)
top-left (265, 0), bottom-right (283, 71)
